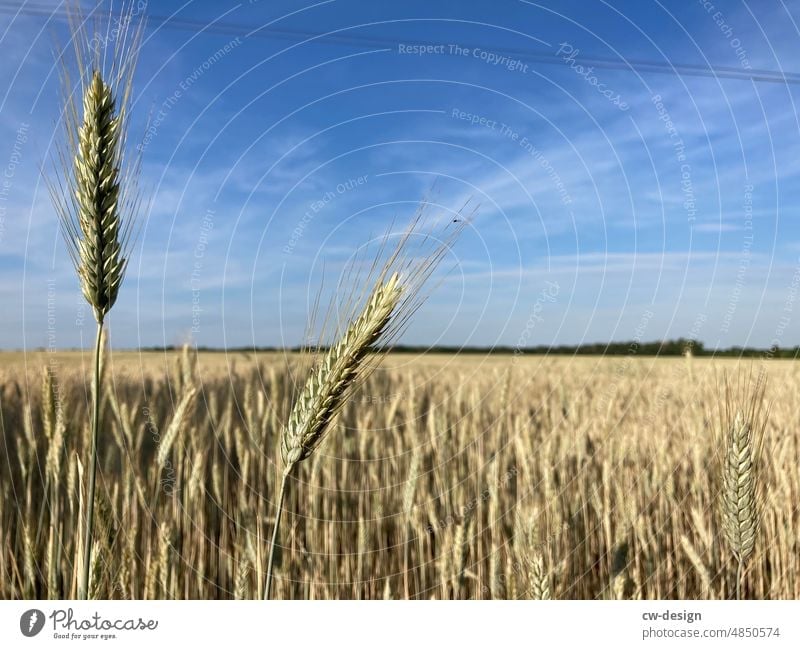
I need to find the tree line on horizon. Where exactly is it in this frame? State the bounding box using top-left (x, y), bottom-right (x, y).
top-left (112, 338), bottom-right (800, 358)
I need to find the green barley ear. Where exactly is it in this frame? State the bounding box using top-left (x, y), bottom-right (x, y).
top-left (529, 553), bottom-right (551, 600)
top-left (265, 273), bottom-right (402, 601)
top-left (716, 372), bottom-right (767, 599)
top-left (45, 1), bottom-right (145, 600)
top-left (721, 411), bottom-right (758, 562)
top-left (263, 207), bottom-right (469, 599)
top-left (72, 70), bottom-right (126, 319)
top-left (279, 272), bottom-right (403, 472)
top-left (278, 204), bottom-right (471, 475)
top-left (47, 1), bottom-right (145, 324)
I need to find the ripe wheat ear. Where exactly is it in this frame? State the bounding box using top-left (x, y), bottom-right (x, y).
top-left (280, 273), bottom-right (402, 471)
top-left (46, 1), bottom-right (144, 600)
top-left (263, 206), bottom-right (469, 599)
top-left (264, 273), bottom-right (402, 599)
top-left (717, 372), bottom-right (767, 600)
top-left (71, 71), bottom-right (128, 320)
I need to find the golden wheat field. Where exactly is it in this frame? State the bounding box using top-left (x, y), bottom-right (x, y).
top-left (1, 348), bottom-right (797, 600)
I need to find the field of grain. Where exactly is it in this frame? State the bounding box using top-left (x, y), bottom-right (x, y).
top-left (1, 349), bottom-right (798, 599)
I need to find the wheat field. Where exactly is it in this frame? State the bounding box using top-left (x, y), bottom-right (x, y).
top-left (1, 348), bottom-right (797, 600)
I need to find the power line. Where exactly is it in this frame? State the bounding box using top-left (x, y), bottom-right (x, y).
top-left (2, 1), bottom-right (800, 85)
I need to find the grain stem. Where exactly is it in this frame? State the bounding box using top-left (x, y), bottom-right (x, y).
top-left (264, 469), bottom-right (290, 600)
top-left (78, 319), bottom-right (103, 600)
top-left (736, 558), bottom-right (743, 601)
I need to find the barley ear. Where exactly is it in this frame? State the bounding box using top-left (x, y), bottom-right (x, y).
top-left (262, 208), bottom-right (467, 600)
top-left (46, 1), bottom-right (145, 602)
top-left (73, 71), bottom-right (126, 320)
top-left (157, 385), bottom-right (199, 470)
top-left (529, 553), bottom-right (551, 600)
top-left (279, 273), bottom-right (403, 473)
top-left (264, 274), bottom-right (402, 600)
top-left (717, 373), bottom-right (767, 599)
top-left (721, 412), bottom-right (758, 562)
top-left (48, 3), bottom-right (144, 325)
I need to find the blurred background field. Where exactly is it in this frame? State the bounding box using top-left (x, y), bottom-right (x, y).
top-left (1, 349), bottom-right (798, 599)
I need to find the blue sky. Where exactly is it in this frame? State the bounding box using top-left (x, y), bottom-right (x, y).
top-left (1, 0), bottom-right (799, 350)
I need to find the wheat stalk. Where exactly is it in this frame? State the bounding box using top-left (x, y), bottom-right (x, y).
top-left (262, 207), bottom-right (466, 600)
top-left (452, 514), bottom-right (472, 599)
top-left (529, 553), bottom-right (551, 600)
top-left (157, 385), bottom-right (199, 469)
top-left (515, 512), bottom-right (551, 600)
top-left (717, 373), bottom-right (767, 600)
top-left (402, 448), bottom-right (420, 598)
top-left (279, 273), bottom-right (402, 471)
top-left (264, 273), bottom-right (402, 599)
top-left (680, 534), bottom-right (712, 598)
top-left (46, 1), bottom-right (144, 600)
